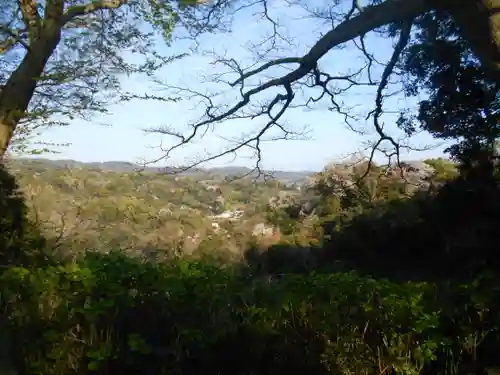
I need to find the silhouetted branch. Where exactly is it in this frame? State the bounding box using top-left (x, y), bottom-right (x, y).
top-left (358, 21), bottom-right (413, 182)
top-left (146, 0), bottom-right (432, 178)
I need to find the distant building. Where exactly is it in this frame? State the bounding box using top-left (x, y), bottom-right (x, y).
top-left (209, 209), bottom-right (244, 221)
top-left (252, 223), bottom-right (275, 237)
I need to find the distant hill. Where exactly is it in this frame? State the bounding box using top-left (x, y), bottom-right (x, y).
top-left (7, 158), bottom-right (316, 184)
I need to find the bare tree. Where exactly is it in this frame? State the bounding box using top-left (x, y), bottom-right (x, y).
top-left (147, 0), bottom-right (500, 176)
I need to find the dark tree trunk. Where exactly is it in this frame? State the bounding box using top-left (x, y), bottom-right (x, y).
top-left (0, 27), bottom-right (61, 160)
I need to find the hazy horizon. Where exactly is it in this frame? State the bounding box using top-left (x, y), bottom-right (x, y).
top-left (15, 153), bottom-right (451, 174)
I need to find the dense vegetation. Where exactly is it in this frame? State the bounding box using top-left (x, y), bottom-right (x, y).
top-left (1, 153), bottom-right (500, 375)
top-left (4, 158), bottom-right (289, 262)
top-left (2, 0), bottom-right (500, 374)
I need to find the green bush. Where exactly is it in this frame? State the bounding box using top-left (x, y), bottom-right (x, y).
top-left (2, 251), bottom-right (499, 375)
top-left (322, 167), bottom-right (500, 282)
top-left (0, 164), bottom-right (48, 268)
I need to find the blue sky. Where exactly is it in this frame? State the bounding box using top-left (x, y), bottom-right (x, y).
top-left (34, 0), bottom-right (448, 172)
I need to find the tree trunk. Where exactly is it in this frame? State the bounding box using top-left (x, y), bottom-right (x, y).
top-left (0, 29), bottom-right (61, 160)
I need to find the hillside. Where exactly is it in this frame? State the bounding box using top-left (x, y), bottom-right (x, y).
top-left (3, 156), bottom-right (500, 375)
top-left (8, 158), bottom-right (315, 185)
top-left (5, 157), bottom-right (296, 261)
top-left (3, 156), bottom-right (457, 264)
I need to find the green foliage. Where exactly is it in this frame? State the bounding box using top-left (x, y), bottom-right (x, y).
top-left (0, 0), bottom-right (209, 157)
top-left (396, 10), bottom-right (500, 160)
top-left (2, 1), bottom-right (500, 373)
top-left (320, 163), bottom-right (500, 282)
top-left (423, 158), bottom-right (458, 184)
top-left (2, 157), bottom-right (499, 375)
top-left (0, 164), bottom-right (48, 267)
top-left (266, 208), bottom-right (298, 235)
top-left (267, 159), bottom-right (446, 248)
top-left (3, 250), bottom-right (498, 375)
top-left (258, 157), bottom-right (500, 286)
top-left (7, 159), bottom-right (284, 258)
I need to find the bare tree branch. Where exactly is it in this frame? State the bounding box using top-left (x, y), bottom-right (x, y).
top-left (359, 20), bottom-right (414, 182)
top-left (145, 0), bottom-right (431, 177)
top-left (0, 25), bottom-right (30, 52)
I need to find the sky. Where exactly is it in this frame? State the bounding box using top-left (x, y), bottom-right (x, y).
top-left (30, 0), bottom-right (449, 172)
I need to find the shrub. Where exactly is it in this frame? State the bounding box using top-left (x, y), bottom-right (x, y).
top-left (0, 164), bottom-right (48, 268)
top-left (2, 251), bottom-right (499, 375)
